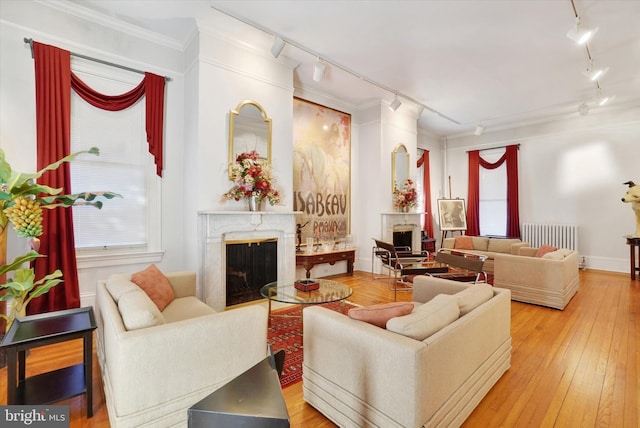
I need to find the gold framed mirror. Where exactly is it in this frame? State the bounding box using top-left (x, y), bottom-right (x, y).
top-left (392, 143), bottom-right (410, 193)
top-left (228, 100), bottom-right (272, 178)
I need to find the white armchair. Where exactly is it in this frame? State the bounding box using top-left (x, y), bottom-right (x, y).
top-left (95, 272), bottom-right (268, 427)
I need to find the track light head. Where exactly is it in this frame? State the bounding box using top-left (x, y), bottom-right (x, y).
top-left (271, 36), bottom-right (285, 58)
top-left (567, 17), bottom-right (598, 45)
top-left (388, 96), bottom-right (401, 111)
top-left (578, 103), bottom-right (590, 116)
top-left (313, 59), bottom-right (326, 82)
top-left (583, 65), bottom-right (609, 81)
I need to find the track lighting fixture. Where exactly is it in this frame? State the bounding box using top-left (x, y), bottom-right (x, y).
top-left (583, 63), bottom-right (609, 81)
top-left (474, 124), bottom-right (485, 136)
top-left (312, 59), bottom-right (326, 82)
top-left (271, 36), bottom-right (285, 58)
top-left (578, 103), bottom-right (590, 116)
top-left (388, 95), bottom-right (401, 112)
top-left (566, 17), bottom-right (598, 45)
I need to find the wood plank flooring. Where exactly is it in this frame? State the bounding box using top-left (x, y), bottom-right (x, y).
top-left (0, 269), bottom-right (637, 427)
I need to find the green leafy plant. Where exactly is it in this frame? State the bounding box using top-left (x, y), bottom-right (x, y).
top-left (0, 146), bottom-right (121, 332)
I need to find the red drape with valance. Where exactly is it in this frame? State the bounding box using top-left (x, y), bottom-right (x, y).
top-left (417, 150), bottom-right (434, 238)
top-left (466, 145), bottom-right (520, 238)
top-left (28, 41), bottom-right (165, 314)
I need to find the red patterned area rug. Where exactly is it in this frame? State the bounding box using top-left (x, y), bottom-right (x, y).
top-left (268, 301), bottom-right (355, 389)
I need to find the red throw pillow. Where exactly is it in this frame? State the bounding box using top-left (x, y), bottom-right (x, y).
top-left (131, 264), bottom-right (175, 311)
top-left (454, 236), bottom-right (474, 250)
top-left (535, 244), bottom-right (557, 258)
top-left (348, 302), bottom-right (415, 328)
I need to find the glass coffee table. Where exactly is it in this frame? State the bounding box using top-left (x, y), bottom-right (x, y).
top-left (260, 278), bottom-right (353, 320)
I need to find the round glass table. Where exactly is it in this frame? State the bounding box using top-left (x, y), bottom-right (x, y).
top-left (260, 278), bottom-right (353, 320)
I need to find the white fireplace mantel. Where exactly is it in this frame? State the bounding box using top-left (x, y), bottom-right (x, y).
top-left (198, 210), bottom-right (299, 311)
top-left (381, 212), bottom-right (426, 252)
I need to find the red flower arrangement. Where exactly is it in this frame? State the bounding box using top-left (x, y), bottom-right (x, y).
top-left (393, 178), bottom-right (417, 211)
top-left (221, 151), bottom-right (280, 205)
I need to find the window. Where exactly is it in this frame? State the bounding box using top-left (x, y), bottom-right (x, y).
top-left (479, 149), bottom-right (507, 236)
top-left (69, 64), bottom-right (162, 267)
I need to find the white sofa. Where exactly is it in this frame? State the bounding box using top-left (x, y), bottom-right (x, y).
top-left (442, 236), bottom-right (529, 273)
top-left (303, 276), bottom-right (512, 428)
top-left (494, 247), bottom-right (579, 309)
top-left (95, 271), bottom-right (268, 428)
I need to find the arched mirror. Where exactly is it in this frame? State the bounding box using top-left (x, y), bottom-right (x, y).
top-left (392, 143), bottom-right (410, 193)
top-left (228, 100), bottom-right (272, 178)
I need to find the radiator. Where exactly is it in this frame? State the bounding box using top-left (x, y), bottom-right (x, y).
top-left (521, 223), bottom-right (578, 251)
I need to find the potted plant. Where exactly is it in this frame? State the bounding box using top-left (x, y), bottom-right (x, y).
top-left (0, 147), bottom-right (120, 333)
top-left (220, 150), bottom-right (280, 210)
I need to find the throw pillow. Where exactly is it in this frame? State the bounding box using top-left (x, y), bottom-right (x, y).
top-left (105, 274), bottom-right (139, 302)
top-left (386, 294), bottom-right (460, 340)
top-left (535, 244), bottom-right (557, 258)
top-left (348, 302), bottom-right (415, 328)
top-left (118, 289), bottom-right (165, 330)
top-left (455, 284), bottom-right (494, 316)
top-left (454, 236), bottom-right (474, 250)
top-left (131, 264), bottom-right (175, 311)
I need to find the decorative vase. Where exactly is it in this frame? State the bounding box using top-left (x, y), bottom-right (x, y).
top-left (248, 195), bottom-right (264, 212)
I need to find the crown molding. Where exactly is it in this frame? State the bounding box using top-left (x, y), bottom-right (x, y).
top-left (37, 0), bottom-right (185, 51)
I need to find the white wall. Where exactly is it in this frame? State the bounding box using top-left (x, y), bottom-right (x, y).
top-left (444, 105), bottom-right (640, 272)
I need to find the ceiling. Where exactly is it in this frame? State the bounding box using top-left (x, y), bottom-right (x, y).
top-left (68, 0), bottom-right (640, 136)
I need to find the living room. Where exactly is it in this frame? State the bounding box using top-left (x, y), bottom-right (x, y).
top-left (1, 0), bottom-right (638, 426)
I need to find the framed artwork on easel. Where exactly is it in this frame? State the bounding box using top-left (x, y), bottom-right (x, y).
top-left (437, 199), bottom-right (467, 231)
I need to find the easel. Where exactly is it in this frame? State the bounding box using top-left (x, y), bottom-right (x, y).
top-left (439, 176), bottom-right (466, 247)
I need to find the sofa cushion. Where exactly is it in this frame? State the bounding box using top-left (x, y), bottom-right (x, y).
top-left (471, 236), bottom-right (490, 251)
top-left (487, 238), bottom-right (522, 254)
top-left (348, 302), bottom-right (415, 328)
top-left (535, 244), bottom-right (557, 257)
top-left (542, 248), bottom-right (573, 260)
top-left (106, 274), bottom-right (139, 302)
top-left (162, 297), bottom-right (216, 322)
top-left (118, 289), bottom-right (165, 330)
top-left (454, 236), bottom-right (474, 250)
top-left (386, 294), bottom-right (460, 340)
top-left (131, 264), bottom-right (175, 311)
top-left (455, 284), bottom-right (494, 316)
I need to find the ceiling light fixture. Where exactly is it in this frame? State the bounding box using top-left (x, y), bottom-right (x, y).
top-left (270, 36), bottom-right (285, 58)
top-left (388, 95), bottom-right (401, 112)
top-left (566, 17), bottom-right (598, 45)
top-left (209, 4), bottom-right (462, 126)
top-left (578, 103), bottom-right (590, 116)
top-left (583, 64), bottom-right (609, 81)
top-left (312, 59), bottom-right (326, 82)
top-left (474, 124), bottom-right (485, 136)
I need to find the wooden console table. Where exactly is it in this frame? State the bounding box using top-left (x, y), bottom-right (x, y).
top-left (626, 236), bottom-right (640, 280)
top-left (296, 248), bottom-right (355, 278)
top-left (0, 307), bottom-right (97, 418)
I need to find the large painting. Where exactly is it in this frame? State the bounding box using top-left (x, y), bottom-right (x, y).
top-left (293, 98), bottom-right (351, 244)
top-left (437, 199), bottom-right (467, 231)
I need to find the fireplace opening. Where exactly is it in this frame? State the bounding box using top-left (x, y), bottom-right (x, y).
top-left (393, 230), bottom-right (413, 250)
top-left (226, 238), bottom-right (277, 307)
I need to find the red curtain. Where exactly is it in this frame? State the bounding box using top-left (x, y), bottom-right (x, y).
top-left (29, 42), bottom-right (79, 314)
top-left (417, 150), bottom-right (434, 238)
top-left (71, 72), bottom-right (165, 176)
top-left (29, 41), bottom-right (166, 314)
top-left (466, 145), bottom-right (520, 237)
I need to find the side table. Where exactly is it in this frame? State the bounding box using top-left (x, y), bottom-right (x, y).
top-left (626, 236), bottom-right (640, 280)
top-left (0, 307), bottom-right (97, 418)
top-left (295, 248), bottom-right (355, 278)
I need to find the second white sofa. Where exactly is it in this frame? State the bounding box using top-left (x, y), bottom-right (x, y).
top-left (303, 276), bottom-right (512, 428)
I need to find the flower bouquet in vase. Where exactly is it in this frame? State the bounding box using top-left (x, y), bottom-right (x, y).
top-left (221, 150), bottom-right (280, 210)
top-left (393, 178), bottom-right (417, 212)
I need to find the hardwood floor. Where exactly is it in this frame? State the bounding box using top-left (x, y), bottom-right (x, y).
top-left (1, 269), bottom-right (637, 427)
